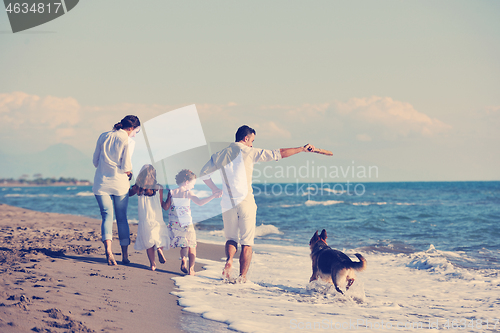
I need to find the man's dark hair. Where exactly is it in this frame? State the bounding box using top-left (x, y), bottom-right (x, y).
top-left (235, 125), bottom-right (256, 142)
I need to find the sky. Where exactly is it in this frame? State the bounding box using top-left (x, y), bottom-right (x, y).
top-left (1, 0), bottom-right (499, 182)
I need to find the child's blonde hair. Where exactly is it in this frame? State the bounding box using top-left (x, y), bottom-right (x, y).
top-left (175, 169), bottom-right (196, 186)
top-left (135, 164), bottom-right (159, 196)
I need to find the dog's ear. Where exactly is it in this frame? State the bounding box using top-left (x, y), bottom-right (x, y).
top-left (309, 230), bottom-right (319, 245)
top-left (320, 229), bottom-right (327, 241)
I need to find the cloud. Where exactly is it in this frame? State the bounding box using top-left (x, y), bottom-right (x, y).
top-left (484, 105), bottom-right (500, 114)
top-left (253, 121), bottom-right (292, 140)
top-left (334, 96), bottom-right (451, 139)
top-left (253, 97), bottom-right (451, 144)
top-left (0, 92), bottom-right (80, 130)
top-left (1, 92), bottom-right (452, 157)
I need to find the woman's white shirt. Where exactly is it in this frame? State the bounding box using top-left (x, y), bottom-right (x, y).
top-left (92, 129), bottom-right (132, 196)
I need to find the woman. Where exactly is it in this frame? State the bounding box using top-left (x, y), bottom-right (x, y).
top-left (93, 115), bottom-right (140, 265)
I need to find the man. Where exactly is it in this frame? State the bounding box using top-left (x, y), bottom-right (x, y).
top-left (200, 125), bottom-right (316, 282)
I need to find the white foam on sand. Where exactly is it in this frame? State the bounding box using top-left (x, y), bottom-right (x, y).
top-left (173, 244), bottom-right (500, 333)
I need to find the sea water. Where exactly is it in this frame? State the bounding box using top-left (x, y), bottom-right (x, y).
top-left (1, 182), bottom-right (499, 332)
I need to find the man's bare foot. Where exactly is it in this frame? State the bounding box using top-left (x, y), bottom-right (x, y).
top-left (222, 261), bottom-right (232, 280)
top-left (180, 257), bottom-right (188, 274)
top-left (236, 275), bottom-right (247, 284)
top-left (157, 248), bottom-right (166, 264)
top-left (106, 252), bottom-right (117, 266)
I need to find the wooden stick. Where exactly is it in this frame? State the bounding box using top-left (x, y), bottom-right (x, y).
top-left (308, 147), bottom-right (333, 156)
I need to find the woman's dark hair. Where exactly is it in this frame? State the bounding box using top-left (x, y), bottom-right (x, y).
top-left (235, 125), bottom-right (256, 142)
top-left (135, 164), bottom-right (158, 196)
top-left (175, 169), bottom-right (196, 186)
top-left (113, 115), bottom-right (141, 131)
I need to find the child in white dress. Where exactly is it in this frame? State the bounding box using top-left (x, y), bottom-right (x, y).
top-left (165, 169), bottom-right (222, 275)
top-left (129, 164), bottom-right (169, 271)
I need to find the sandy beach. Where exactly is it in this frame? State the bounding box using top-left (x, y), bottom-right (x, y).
top-left (0, 203), bottom-right (224, 333)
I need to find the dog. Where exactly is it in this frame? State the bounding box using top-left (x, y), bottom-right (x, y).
top-left (309, 229), bottom-right (367, 294)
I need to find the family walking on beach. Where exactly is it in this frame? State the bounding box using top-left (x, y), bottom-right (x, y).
top-left (92, 115), bottom-right (315, 281)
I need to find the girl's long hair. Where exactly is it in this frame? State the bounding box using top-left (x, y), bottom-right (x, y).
top-left (135, 164), bottom-right (159, 196)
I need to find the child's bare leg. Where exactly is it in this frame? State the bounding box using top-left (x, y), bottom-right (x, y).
top-left (188, 247), bottom-right (196, 275)
top-left (157, 247), bottom-right (166, 264)
top-left (180, 247), bottom-right (188, 274)
top-left (146, 247), bottom-right (156, 271)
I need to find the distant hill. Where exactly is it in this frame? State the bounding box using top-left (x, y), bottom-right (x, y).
top-left (0, 143), bottom-right (94, 181)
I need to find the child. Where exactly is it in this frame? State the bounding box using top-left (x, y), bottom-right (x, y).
top-left (129, 164), bottom-right (169, 271)
top-left (165, 169), bottom-right (222, 275)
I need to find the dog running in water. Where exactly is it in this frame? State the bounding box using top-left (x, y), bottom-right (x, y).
top-left (309, 229), bottom-right (367, 294)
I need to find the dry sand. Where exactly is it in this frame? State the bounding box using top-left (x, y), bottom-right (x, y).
top-left (0, 203), bottom-right (225, 333)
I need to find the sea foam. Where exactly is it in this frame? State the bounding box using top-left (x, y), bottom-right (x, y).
top-left (305, 199), bottom-right (344, 206)
top-left (174, 244), bottom-right (500, 333)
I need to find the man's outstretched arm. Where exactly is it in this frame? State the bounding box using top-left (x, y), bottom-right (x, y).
top-left (280, 144), bottom-right (316, 158)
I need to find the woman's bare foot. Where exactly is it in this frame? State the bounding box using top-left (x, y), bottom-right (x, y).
top-left (106, 252), bottom-right (117, 266)
top-left (150, 262), bottom-right (157, 271)
top-left (188, 268), bottom-right (195, 276)
top-left (180, 257), bottom-right (188, 274)
top-left (157, 248), bottom-right (166, 264)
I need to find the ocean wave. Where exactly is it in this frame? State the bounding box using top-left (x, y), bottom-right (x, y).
top-left (191, 189), bottom-right (212, 198)
top-left (208, 223), bottom-right (283, 238)
top-left (255, 223), bottom-right (284, 237)
top-left (208, 230), bottom-right (225, 237)
top-left (305, 200), bottom-right (344, 206)
top-left (405, 245), bottom-right (497, 280)
top-left (4, 193), bottom-right (49, 198)
top-left (76, 191), bottom-right (94, 197)
top-left (352, 202), bottom-right (387, 206)
top-left (66, 187), bottom-right (77, 190)
top-left (305, 187), bottom-right (345, 194)
top-left (279, 204), bottom-right (303, 208)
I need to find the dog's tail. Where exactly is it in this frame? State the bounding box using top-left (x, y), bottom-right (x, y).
top-left (350, 253), bottom-right (367, 271)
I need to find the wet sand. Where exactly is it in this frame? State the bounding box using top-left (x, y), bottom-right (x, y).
top-left (0, 203), bottom-right (224, 333)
